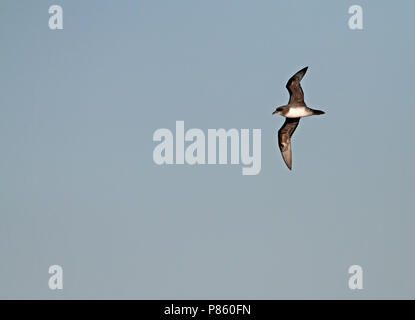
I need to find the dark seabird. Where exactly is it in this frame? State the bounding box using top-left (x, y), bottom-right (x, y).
top-left (272, 67), bottom-right (325, 170)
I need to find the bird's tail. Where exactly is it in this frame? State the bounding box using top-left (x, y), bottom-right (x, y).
top-left (311, 108), bottom-right (325, 115)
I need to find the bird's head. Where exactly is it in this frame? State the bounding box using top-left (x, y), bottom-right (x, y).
top-left (272, 106), bottom-right (284, 115)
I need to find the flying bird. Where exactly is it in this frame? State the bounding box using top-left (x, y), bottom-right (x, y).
top-left (272, 67), bottom-right (325, 170)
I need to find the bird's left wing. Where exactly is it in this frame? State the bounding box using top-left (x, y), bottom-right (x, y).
top-left (278, 117), bottom-right (300, 170)
top-left (286, 66), bottom-right (308, 105)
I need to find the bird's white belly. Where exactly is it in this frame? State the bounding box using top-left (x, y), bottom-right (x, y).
top-left (285, 107), bottom-right (311, 118)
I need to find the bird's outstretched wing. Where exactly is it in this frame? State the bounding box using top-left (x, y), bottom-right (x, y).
top-left (278, 117), bottom-right (300, 170)
top-left (286, 66), bottom-right (308, 105)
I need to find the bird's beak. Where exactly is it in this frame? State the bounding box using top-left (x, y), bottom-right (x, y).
top-left (272, 110), bottom-right (277, 115)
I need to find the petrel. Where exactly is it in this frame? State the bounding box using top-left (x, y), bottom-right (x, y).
top-left (272, 67), bottom-right (325, 170)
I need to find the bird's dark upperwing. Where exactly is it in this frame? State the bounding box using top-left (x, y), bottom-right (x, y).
top-left (278, 117), bottom-right (300, 170)
top-left (286, 66), bottom-right (308, 105)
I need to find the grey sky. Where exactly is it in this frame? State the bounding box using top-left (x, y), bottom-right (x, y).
top-left (1, 0), bottom-right (414, 299)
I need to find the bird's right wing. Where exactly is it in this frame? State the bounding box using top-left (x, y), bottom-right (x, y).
top-left (286, 66), bottom-right (308, 105)
top-left (278, 117), bottom-right (300, 170)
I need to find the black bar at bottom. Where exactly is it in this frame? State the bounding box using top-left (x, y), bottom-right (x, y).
top-left (0, 300), bottom-right (412, 318)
